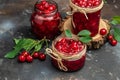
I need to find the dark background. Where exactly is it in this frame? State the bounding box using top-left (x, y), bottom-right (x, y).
top-left (0, 0), bottom-right (120, 80)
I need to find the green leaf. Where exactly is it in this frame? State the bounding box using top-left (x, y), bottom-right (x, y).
top-left (113, 27), bottom-right (120, 42)
top-left (65, 29), bottom-right (72, 38)
top-left (4, 48), bottom-right (21, 58)
top-left (34, 44), bottom-right (42, 52)
top-left (79, 36), bottom-right (92, 43)
top-left (77, 30), bottom-right (91, 37)
top-left (4, 38), bottom-right (36, 58)
top-left (14, 38), bottom-right (21, 44)
top-left (110, 16), bottom-right (120, 25)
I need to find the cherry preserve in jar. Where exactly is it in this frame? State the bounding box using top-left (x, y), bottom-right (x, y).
top-left (70, 0), bottom-right (104, 37)
top-left (46, 34), bottom-right (86, 71)
top-left (31, 0), bottom-right (61, 39)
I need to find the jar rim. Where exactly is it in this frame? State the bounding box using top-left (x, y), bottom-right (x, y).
top-left (35, 0), bottom-right (58, 15)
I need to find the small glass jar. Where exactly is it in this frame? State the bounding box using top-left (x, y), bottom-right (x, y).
top-left (31, 0), bottom-right (61, 39)
top-left (46, 34), bottom-right (86, 72)
top-left (70, 0), bottom-right (103, 37)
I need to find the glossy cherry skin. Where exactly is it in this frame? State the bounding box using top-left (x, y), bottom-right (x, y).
top-left (21, 51), bottom-right (29, 57)
top-left (32, 52), bottom-right (39, 58)
top-left (110, 39), bottom-right (117, 46)
top-left (108, 35), bottom-right (113, 41)
top-left (26, 55), bottom-right (33, 62)
top-left (18, 55), bottom-right (26, 62)
top-left (39, 53), bottom-right (46, 61)
top-left (100, 28), bottom-right (107, 35)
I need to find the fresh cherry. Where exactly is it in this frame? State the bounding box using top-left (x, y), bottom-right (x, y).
top-left (100, 28), bottom-right (107, 35)
top-left (32, 52), bottom-right (39, 58)
top-left (18, 55), bottom-right (26, 62)
top-left (110, 39), bottom-right (117, 46)
top-left (26, 55), bottom-right (33, 63)
top-left (39, 53), bottom-right (46, 61)
top-left (21, 51), bottom-right (29, 57)
top-left (108, 35), bottom-right (113, 41)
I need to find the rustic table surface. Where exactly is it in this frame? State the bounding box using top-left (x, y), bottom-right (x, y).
top-left (0, 0), bottom-right (120, 80)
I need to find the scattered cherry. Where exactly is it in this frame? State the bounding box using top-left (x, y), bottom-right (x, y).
top-left (21, 51), bottom-right (29, 57)
top-left (110, 39), bottom-right (117, 46)
top-left (18, 55), bottom-right (26, 62)
top-left (26, 55), bottom-right (33, 63)
top-left (32, 52), bottom-right (39, 58)
top-left (108, 35), bottom-right (113, 41)
top-left (100, 28), bottom-right (107, 35)
top-left (39, 53), bottom-right (46, 61)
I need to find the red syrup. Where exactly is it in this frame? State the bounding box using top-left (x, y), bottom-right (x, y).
top-left (31, 0), bottom-right (61, 39)
top-left (52, 38), bottom-right (86, 71)
top-left (71, 0), bottom-right (102, 37)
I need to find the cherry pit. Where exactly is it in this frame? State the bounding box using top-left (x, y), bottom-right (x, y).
top-left (18, 51), bottom-right (46, 63)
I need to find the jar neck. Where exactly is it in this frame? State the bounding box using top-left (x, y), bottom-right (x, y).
top-left (34, 0), bottom-right (58, 17)
top-left (35, 9), bottom-right (57, 17)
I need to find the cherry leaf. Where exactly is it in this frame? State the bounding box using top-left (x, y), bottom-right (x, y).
top-left (113, 27), bottom-right (120, 42)
top-left (65, 29), bottom-right (72, 38)
top-left (77, 30), bottom-right (91, 37)
top-left (14, 38), bottom-right (21, 44)
top-left (110, 16), bottom-right (120, 25)
top-left (79, 36), bottom-right (92, 43)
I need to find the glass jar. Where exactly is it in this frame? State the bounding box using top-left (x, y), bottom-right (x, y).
top-left (31, 0), bottom-right (61, 39)
top-left (70, 0), bottom-right (103, 37)
top-left (46, 34), bottom-right (86, 71)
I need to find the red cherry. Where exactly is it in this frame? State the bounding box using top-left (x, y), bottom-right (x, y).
top-left (108, 35), bottom-right (113, 41)
top-left (110, 39), bottom-right (117, 46)
top-left (21, 51), bottom-right (29, 57)
top-left (32, 52), bottom-right (39, 58)
top-left (26, 55), bottom-right (33, 62)
top-left (48, 5), bottom-right (56, 11)
top-left (18, 55), bottom-right (26, 62)
top-left (41, 1), bottom-right (47, 5)
top-left (100, 28), bottom-right (107, 35)
top-left (39, 53), bottom-right (46, 61)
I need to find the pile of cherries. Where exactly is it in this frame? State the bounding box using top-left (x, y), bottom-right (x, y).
top-left (18, 51), bottom-right (46, 63)
top-left (55, 38), bottom-right (84, 55)
top-left (35, 0), bottom-right (56, 14)
top-left (72, 0), bottom-right (101, 8)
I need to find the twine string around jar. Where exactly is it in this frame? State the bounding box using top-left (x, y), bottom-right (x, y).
top-left (46, 44), bottom-right (86, 71)
top-left (69, 0), bottom-right (104, 20)
top-left (46, 48), bottom-right (68, 71)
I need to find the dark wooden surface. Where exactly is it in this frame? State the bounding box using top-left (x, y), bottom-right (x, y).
top-left (0, 0), bottom-right (120, 80)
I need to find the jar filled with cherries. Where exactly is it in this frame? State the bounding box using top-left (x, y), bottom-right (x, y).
top-left (70, 0), bottom-right (104, 37)
top-left (31, 0), bottom-right (61, 39)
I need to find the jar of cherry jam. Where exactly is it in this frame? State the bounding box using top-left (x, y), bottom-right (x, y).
top-left (31, 0), bottom-right (61, 39)
top-left (70, 0), bottom-right (104, 37)
top-left (46, 34), bottom-right (86, 72)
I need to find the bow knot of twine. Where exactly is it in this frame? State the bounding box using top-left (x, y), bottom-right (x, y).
top-left (46, 43), bottom-right (86, 71)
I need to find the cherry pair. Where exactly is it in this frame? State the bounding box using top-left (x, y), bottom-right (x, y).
top-left (108, 35), bottom-right (117, 46)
